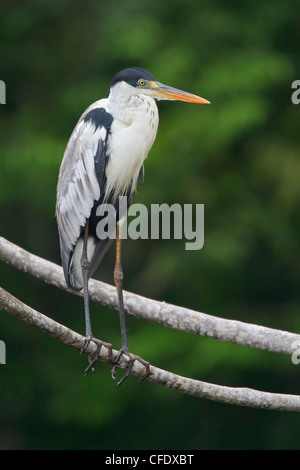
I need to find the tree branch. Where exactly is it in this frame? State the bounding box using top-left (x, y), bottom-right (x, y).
top-left (1, 285), bottom-right (300, 412)
top-left (0, 236), bottom-right (299, 356)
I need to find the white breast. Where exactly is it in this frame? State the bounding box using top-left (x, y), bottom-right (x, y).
top-left (105, 95), bottom-right (159, 201)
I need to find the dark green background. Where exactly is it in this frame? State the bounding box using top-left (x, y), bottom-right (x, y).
top-left (1, 0), bottom-right (300, 450)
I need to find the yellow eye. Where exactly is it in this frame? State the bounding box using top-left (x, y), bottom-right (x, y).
top-left (139, 79), bottom-right (145, 86)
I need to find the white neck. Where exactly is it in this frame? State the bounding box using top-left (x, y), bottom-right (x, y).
top-left (108, 81), bottom-right (158, 124)
top-left (104, 81), bottom-right (159, 201)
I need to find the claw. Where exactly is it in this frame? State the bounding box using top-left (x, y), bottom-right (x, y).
top-left (82, 337), bottom-right (113, 377)
top-left (111, 348), bottom-right (150, 387)
top-left (80, 336), bottom-right (92, 356)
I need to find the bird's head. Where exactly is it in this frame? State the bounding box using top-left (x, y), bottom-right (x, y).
top-left (109, 67), bottom-right (210, 104)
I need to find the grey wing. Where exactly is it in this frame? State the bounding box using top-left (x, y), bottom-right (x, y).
top-left (56, 106), bottom-right (111, 289)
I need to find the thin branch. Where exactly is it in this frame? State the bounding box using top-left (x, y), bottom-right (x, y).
top-left (1, 285), bottom-right (300, 412)
top-left (0, 236), bottom-right (299, 356)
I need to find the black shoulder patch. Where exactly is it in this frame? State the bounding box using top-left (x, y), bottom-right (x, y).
top-left (84, 108), bottom-right (113, 131)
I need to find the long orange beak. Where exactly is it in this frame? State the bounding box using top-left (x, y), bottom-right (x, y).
top-left (150, 81), bottom-right (210, 104)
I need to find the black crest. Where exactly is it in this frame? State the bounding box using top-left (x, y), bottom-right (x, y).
top-left (109, 67), bottom-right (156, 90)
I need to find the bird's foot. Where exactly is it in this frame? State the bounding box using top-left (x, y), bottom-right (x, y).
top-left (111, 348), bottom-right (151, 388)
top-left (81, 336), bottom-right (113, 376)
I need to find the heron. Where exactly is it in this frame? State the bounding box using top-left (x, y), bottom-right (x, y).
top-left (56, 67), bottom-right (210, 386)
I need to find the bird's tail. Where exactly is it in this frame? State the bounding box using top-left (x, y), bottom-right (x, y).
top-left (66, 236), bottom-right (114, 290)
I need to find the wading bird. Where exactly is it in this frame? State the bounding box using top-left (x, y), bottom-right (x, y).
top-left (56, 67), bottom-right (210, 386)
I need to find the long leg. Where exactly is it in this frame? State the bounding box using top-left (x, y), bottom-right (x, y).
top-left (112, 223), bottom-right (150, 387)
top-left (80, 220), bottom-right (112, 373)
top-left (81, 220), bottom-right (93, 341)
top-left (114, 223), bottom-right (129, 352)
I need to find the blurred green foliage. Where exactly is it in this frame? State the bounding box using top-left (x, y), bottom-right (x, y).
top-left (1, 0), bottom-right (300, 450)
